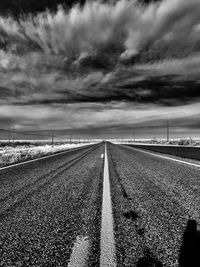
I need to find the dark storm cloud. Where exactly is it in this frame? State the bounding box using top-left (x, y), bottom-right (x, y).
top-left (0, 0), bottom-right (200, 136)
top-left (110, 76), bottom-right (200, 106)
top-left (0, 1), bottom-right (159, 16)
top-left (0, 0), bottom-right (200, 107)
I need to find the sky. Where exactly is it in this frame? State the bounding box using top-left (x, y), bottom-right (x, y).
top-left (0, 0), bottom-right (200, 139)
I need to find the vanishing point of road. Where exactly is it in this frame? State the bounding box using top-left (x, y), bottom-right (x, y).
top-left (0, 142), bottom-right (200, 266)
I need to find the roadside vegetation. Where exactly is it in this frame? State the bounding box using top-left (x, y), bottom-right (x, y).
top-left (115, 138), bottom-right (200, 146)
top-left (0, 141), bottom-right (94, 168)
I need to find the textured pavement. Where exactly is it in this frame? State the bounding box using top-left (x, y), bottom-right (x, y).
top-left (107, 143), bottom-right (200, 267)
top-left (0, 142), bottom-right (200, 266)
top-left (0, 143), bottom-right (104, 266)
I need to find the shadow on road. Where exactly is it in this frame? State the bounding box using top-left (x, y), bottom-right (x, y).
top-left (137, 248), bottom-right (163, 267)
top-left (179, 219), bottom-right (200, 267)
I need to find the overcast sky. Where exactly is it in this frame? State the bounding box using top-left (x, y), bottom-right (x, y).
top-left (0, 0), bottom-right (200, 139)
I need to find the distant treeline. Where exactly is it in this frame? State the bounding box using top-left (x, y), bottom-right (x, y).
top-left (0, 0), bottom-right (160, 16)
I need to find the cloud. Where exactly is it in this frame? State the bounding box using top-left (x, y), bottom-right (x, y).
top-left (0, 0), bottom-right (200, 135)
top-left (0, 1), bottom-right (199, 105)
top-left (1, 102), bottom-right (200, 138)
top-left (1, 0), bottom-right (199, 60)
top-left (123, 0), bottom-right (200, 59)
top-left (1, 1), bottom-right (200, 58)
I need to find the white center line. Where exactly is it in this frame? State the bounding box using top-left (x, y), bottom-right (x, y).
top-left (125, 145), bottom-right (200, 168)
top-left (100, 143), bottom-right (116, 267)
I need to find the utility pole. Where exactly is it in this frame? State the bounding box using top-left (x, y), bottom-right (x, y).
top-left (167, 121), bottom-right (169, 142)
top-left (8, 126), bottom-right (11, 145)
top-left (133, 132), bottom-right (135, 142)
top-left (12, 125), bottom-right (15, 145)
top-left (51, 132), bottom-right (54, 148)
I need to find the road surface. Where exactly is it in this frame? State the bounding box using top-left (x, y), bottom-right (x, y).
top-left (0, 142), bottom-right (200, 266)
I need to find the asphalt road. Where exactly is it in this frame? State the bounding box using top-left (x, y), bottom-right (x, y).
top-left (0, 142), bottom-right (200, 266)
top-left (0, 143), bottom-right (104, 266)
top-left (107, 143), bottom-right (200, 267)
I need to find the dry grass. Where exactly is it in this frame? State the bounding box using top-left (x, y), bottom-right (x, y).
top-left (0, 142), bottom-right (94, 168)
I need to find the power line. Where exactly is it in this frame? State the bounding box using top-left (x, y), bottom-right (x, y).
top-left (0, 128), bottom-right (59, 138)
top-left (0, 128), bottom-right (85, 144)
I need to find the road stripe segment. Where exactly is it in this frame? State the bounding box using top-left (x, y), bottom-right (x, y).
top-left (68, 236), bottom-right (90, 267)
top-left (100, 143), bottom-right (116, 267)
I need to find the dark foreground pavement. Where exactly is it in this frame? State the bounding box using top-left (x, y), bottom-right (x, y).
top-left (1, 142), bottom-right (200, 267)
top-left (107, 143), bottom-right (200, 267)
top-left (0, 143), bottom-right (104, 266)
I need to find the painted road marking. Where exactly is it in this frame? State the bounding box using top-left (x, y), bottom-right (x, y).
top-left (68, 236), bottom-right (90, 267)
top-left (126, 146), bottom-right (200, 168)
top-left (100, 143), bottom-right (116, 267)
top-left (101, 153), bottom-right (104, 159)
top-left (0, 145), bottom-right (91, 172)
